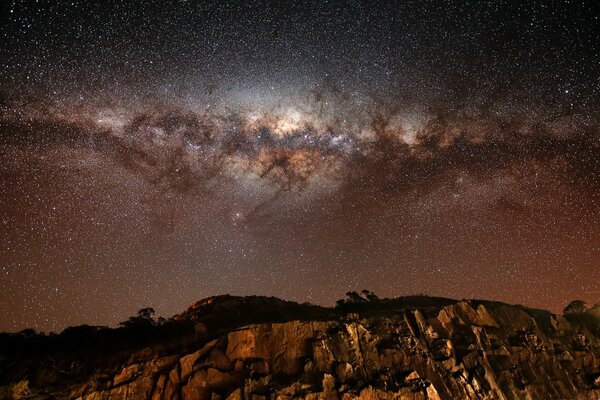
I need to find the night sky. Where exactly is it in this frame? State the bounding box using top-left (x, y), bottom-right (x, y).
top-left (1, 0), bottom-right (599, 332)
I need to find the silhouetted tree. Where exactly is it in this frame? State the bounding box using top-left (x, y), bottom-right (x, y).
top-left (335, 290), bottom-right (380, 307)
top-left (18, 328), bottom-right (37, 337)
top-left (138, 307), bottom-right (155, 320)
top-left (346, 291), bottom-right (367, 303)
top-left (362, 289), bottom-right (379, 301)
top-left (120, 307), bottom-right (165, 328)
top-left (563, 300), bottom-right (587, 315)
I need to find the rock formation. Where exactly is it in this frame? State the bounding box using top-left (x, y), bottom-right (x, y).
top-left (1, 295), bottom-right (600, 399)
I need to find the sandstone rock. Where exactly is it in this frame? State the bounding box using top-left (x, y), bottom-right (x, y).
top-left (180, 339), bottom-right (219, 381)
top-left (226, 388), bottom-right (243, 400)
top-left (181, 371), bottom-right (211, 400)
top-left (6, 297), bottom-right (600, 400)
top-left (164, 367), bottom-right (180, 400)
top-left (152, 374), bottom-right (166, 400)
top-left (226, 321), bottom-right (334, 376)
top-left (313, 338), bottom-right (336, 372)
top-left (322, 373), bottom-right (337, 399)
top-left (431, 338), bottom-right (453, 361)
top-left (202, 348), bottom-right (234, 372)
top-left (335, 362), bottom-right (354, 383)
top-left (243, 375), bottom-right (271, 395)
top-left (248, 359), bottom-right (269, 376)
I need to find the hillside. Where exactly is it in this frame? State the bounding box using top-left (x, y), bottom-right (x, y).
top-left (1, 294), bottom-right (600, 399)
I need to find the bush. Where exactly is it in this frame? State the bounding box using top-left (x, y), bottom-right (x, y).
top-left (335, 290), bottom-right (379, 307)
top-left (563, 300), bottom-right (587, 315)
top-left (120, 307), bottom-right (166, 328)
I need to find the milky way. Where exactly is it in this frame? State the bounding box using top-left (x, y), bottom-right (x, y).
top-left (1, 0), bottom-right (599, 332)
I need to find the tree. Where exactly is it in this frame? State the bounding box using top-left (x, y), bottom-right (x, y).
top-left (120, 307), bottom-right (166, 328)
top-left (138, 307), bottom-right (155, 321)
top-left (345, 291), bottom-right (367, 304)
top-left (563, 300), bottom-right (587, 315)
top-left (18, 328), bottom-right (37, 337)
top-left (335, 290), bottom-right (380, 307)
top-left (362, 289), bottom-right (379, 302)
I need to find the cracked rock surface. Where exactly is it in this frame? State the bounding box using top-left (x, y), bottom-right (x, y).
top-left (2, 296), bottom-right (600, 399)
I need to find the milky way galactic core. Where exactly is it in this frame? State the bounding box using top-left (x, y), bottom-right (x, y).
top-left (1, 0), bottom-right (599, 331)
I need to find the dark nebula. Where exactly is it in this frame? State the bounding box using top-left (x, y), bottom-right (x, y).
top-left (1, 0), bottom-right (599, 332)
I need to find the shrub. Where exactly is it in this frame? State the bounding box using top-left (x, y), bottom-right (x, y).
top-left (563, 300), bottom-right (587, 315)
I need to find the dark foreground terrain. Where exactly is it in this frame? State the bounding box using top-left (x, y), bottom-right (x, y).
top-left (1, 294), bottom-right (600, 399)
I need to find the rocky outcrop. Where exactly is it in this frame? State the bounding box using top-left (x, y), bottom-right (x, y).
top-left (2, 297), bottom-right (600, 399)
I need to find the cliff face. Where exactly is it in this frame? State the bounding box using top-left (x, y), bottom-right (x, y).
top-left (72, 301), bottom-right (600, 399)
top-left (2, 298), bottom-right (600, 400)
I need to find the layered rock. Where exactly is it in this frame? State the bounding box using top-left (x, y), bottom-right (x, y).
top-left (53, 300), bottom-right (600, 400)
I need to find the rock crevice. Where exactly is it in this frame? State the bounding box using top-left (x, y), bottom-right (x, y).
top-left (69, 300), bottom-right (600, 400)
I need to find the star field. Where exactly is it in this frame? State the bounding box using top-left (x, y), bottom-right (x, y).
top-left (1, 0), bottom-right (599, 332)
